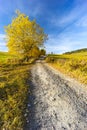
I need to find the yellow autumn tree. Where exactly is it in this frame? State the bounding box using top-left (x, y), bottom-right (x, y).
top-left (5, 11), bottom-right (47, 61)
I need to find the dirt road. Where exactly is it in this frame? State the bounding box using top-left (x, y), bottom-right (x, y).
top-left (25, 62), bottom-right (87, 130)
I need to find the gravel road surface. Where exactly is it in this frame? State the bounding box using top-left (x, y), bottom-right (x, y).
top-left (25, 62), bottom-right (87, 130)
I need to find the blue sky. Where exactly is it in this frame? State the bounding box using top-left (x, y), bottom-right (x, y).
top-left (0, 0), bottom-right (87, 53)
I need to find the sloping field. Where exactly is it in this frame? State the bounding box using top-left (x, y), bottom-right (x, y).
top-left (47, 51), bottom-right (87, 84)
top-left (0, 52), bottom-right (13, 63)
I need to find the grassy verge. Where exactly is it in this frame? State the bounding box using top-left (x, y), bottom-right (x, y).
top-left (0, 52), bottom-right (14, 63)
top-left (0, 59), bottom-right (32, 130)
top-left (46, 52), bottom-right (87, 85)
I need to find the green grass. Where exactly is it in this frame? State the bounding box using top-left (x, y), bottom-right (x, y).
top-left (0, 52), bottom-right (13, 63)
top-left (64, 48), bottom-right (87, 54)
top-left (0, 52), bottom-right (34, 130)
top-left (46, 51), bottom-right (87, 85)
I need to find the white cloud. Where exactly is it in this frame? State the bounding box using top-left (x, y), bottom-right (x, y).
top-left (17, 1), bottom-right (43, 18)
top-left (0, 41), bottom-right (7, 50)
top-left (0, 42), bottom-right (6, 46)
top-left (0, 46), bottom-right (8, 51)
top-left (0, 34), bottom-right (6, 39)
top-left (50, 1), bottom-right (87, 27)
top-left (46, 44), bottom-right (71, 54)
top-left (0, 34), bottom-right (7, 51)
top-left (45, 34), bottom-right (72, 53)
top-left (45, 32), bottom-right (87, 54)
top-left (30, 4), bottom-right (43, 18)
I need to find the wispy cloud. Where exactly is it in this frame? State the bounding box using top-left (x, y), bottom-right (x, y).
top-left (50, 0), bottom-right (87, 28)
top-left (29, 4), bottom-right (43, 18)
top-left (46, 44), bottom-right (71, 54)
top-left (45, 0), bottom-right (87, 53)
top-left (45, 34), bottom-right (72, 53)
top-left (16, 1), bottom-right (43, 18)
top-left (0, 34), bottom-right (7, 51)
top-left (76, 15), bottom-right (87, 27)
top-left (46, 30), bottom-right (87, 53)
top-left (0, 43), bottom-right (7, 52)
top-left (0, 34), bottom-right (6, 39)
top-left (0, 0), bottom-right (87, 53)
top-left (0, 46), bottom-right (7, 51)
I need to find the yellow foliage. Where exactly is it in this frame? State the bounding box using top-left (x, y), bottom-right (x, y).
top-left (5, 10), bottom-right (47, 59)
top-left (30, 46), bottom-right (40, 57)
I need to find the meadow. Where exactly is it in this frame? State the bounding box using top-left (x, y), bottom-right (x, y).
top-left (0, 49), bottom-right (87, 129)
top-left (0, 52), bottom-right (13, 63)
top-left (0, 52), bottom-right (33, 130)
top-left (46, 49), bottom-right (87, 84)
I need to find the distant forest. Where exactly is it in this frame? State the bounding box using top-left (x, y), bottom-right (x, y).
top-left (64, 48), bottom-right (87, 54)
